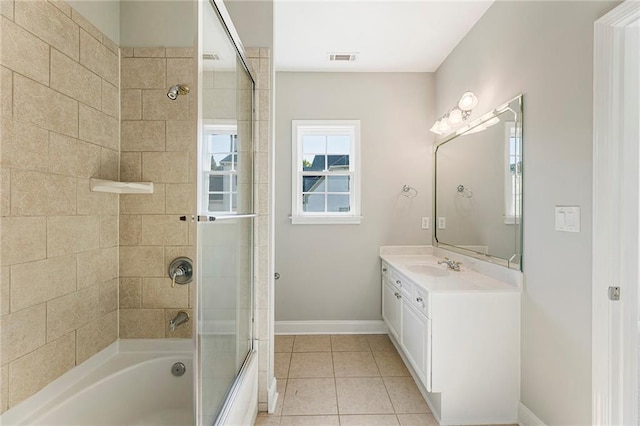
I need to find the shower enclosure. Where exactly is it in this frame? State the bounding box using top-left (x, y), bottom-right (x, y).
top-left (196, 1), bottom-right (257, 424)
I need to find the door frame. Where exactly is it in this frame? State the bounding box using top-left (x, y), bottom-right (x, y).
top-left (592, 1), bottom-right (640, 424)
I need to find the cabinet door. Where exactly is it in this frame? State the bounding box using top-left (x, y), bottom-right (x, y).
top-left (401, 300), bottom-right (428, 383)
top-left (382, 279), bottom-right (401, 338)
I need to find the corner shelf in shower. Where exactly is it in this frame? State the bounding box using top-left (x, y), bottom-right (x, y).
top-left (90, 179), bottom-right (154, 194)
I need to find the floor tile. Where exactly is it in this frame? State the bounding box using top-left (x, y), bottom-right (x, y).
top-left (383, 377), bottom-right (430, 414)
top-left (396, 413), bottom-right (438, 425)
top-left (288, 352), bottom-right (334, 378)
top-left (367, 335), bottom-right (396, 352)
top-left (333, 351), bottom-right (380, 377)
top-left (373, 351), bottom-right (410, 377)
top-left (336, 377), bottom-right (394, 415)
top-left (293, 335), bottom-right (331, 352)
top-left (340, 414), bottom-right (400, 425)
top-left (275, 335), bottom-right (294, 353)
top-left (280, 415), bottom-right (340, 425)
top-left (255, 414), bottom-right (281, 425)
top-left (330, 334), bottom-right (371, 352)
top-left (275, 352), bottom-right (291, 379)
top-left (282, 378), bottom-right (338, 416)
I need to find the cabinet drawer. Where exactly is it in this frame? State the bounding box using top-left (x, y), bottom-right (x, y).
top-left (389, 269), bottom-right (411, 297)
top-left (412, 286), bottom-right (430, 319)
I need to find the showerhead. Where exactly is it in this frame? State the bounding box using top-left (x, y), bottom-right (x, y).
top-left (167, 84), bottom-right (190, 100)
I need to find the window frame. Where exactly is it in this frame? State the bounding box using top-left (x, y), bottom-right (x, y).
top-left (504, 121), bottom-right (522, 225)
top-left (291, 120), bottom-right (361, 225)
top-left (200, 121), bottom-right (239, 215)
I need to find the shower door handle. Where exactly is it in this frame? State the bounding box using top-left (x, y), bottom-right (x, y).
top-left (179, 214), bottom-right (257, 222)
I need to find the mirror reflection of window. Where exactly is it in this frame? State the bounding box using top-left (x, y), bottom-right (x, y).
top-left (203, 124), bottom-right (238, 213)
top-left (504, 122), bottom-right (522, 224)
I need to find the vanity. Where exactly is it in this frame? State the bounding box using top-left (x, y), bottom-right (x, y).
top-left (380, 246), bottom-right (521, 425)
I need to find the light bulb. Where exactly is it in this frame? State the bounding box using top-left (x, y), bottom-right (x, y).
top-left (447, 108), bottom-right (463, 125)
top-left (458, 91), bottom-right (478, 111)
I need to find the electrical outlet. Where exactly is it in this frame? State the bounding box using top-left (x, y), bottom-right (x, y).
top-left (421, 217), bottom-right (430, 230)
top-left (438, 217), bottom-right (446, 229)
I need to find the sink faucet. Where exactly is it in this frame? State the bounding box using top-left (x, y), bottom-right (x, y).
top-left (438, 257), bottom-right (462, 271)
top-left (169, 311), bottom-right (190, 332)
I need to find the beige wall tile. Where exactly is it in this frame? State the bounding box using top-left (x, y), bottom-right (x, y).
top-left (1, 66), bottom-right (12, 118)
top-left (166, 48), bottom-right (194, 58)
top-left (0, 116), bottom-right (49, 172)
top-left (8, 332), bottom-right (75, 408)
top-left (165, 120), bottom-right (194, 152)
top-left (165, 183), bottom-right (195, 214)
top-left (0, 16), bottom-right (49, 85)
top-left (122, 58), bottom-right (165, 89)
top-left (47, 215), bottom-right (100, 257)
top-left (119, 246), bottom-right (164, 277)
top-left (46, 284), bottom-right (97, 341)
top-left (48, 1), bottom-right (71, 17)
top-left (98, 278), bottom-right (117, 316)
top-left (142, 278), bottom-right (188, 308)
top-left (120, 184), bottom-right (165, 214)
top-left (0, 167), bottom-right (9, 216)
top-left (258, 89), bottom-right (270, 122)
top-left (121, 89), bottom-right (141, 120)
top-left (142, 152), bottom-right (189, 183)
top-left (14, 0), bottom-right (79, 61)
top-left (79, 104), bottom-right (118, 150)
top-left (13, 74), bottom-right (78, 137)
top-left (0, 303), bottom-right (46, 365)
top-left (259, 48), bottom-right (270, 59)
top-left (119, 214), bottom-right (141, 245)
top-left (1, 364), bottom-right (7, 414)
top-left (101, 36), bottom-right (118, 55)
top-left (100, 215), bottom-right (118, 248)
top-left (50, 48), bottom-right (101, 110)
top-left (165, 308), bottom-right (192, 338)
top-left (258, 59), bottom-right (271, 90)
top-left (1, 267), bottom-right (9, 316)
top-left (101, 80), bottom-right (119, 118)
top-left (134, 47), bottom-right (165, 57)
top-left (100, 148), bottom-right (119, 181)
top-left (49, 132), bottom-right (100, 178)
top-left (0, 0), bottom-right (14, 19)
top-left (1, 216), bottom-right (46, 266)
top-left (11, 169), bottom-right (76, 215)
top-left (245, 47), bottom-right (259, 59)
top-left (120, 152), bottom-right (141, 181)
top-left (10, 255), bottom-right (76, 311)
top-left (142, 89), bottom-right (189, 121)
top-left (141, 215), bottom-right (188, 245)
top-left (76, 178), bottom-right (118, 216)
top-left (76, 311), bottom-right (116, 363)
top-left (77, 247), bottom-right (117, 288)
top-left (167, 58), bottom-right (194, 86)
top-left (71, 8), bottom-right (102, 42)
top-left (119, 277), bottom-right (141, 308)
top-left (119, 309), bottom-right (164, 338)
top-left (121, 120), bottom-right (165, 151)
top-left (164, 246), bottom-right (194, 268)
top-left (121, 47), bottom-right (133, 58)
top-left (79, 29), bottom-right (117, 85)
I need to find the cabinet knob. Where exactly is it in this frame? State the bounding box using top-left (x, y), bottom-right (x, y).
top-left (416, 297), bottom-right (423, 303)
top-left (396, 280), bottom-right (401, 286)
top-left (382, 267), bottom-right (387, 272)
top-left (394, 292), bottom-right (401, 299)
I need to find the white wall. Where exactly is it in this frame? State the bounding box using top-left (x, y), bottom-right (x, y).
top-left (434, 1), bottom-right (618, 423)
top-left (275, 72), bottom-right (434, 321)
top-left (67, 0), bottom-right (120, 44)
top-left (119, 1), bottom-right (196, 47)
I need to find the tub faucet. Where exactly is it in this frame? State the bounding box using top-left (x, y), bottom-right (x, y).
top-left (438, 257), bottom-right (462, 271)
top-left (169, 311), bottom-right (190, 331)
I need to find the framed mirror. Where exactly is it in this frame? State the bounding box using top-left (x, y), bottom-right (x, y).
top-left (434, 95), bottom-right (523, 270)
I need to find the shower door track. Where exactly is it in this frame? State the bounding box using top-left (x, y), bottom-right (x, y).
top-left (180, 214), bottom-right (258, 222)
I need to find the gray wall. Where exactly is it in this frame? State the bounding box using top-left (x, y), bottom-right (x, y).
top-left (67, 0), bottom-right (120, 44)
top-left (275, 72), bottom-right (434, 321)
top-left (119, 1), bottom-right (196, 47)
top-left (434, 1), bottom-right (618, 423)
top-left (224, 0), bottom-right (273, 48)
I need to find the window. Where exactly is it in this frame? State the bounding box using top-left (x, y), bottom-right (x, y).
top-left (291, 120), bottom-right (361, 224)
top-left (504, 122), bottom-right (522, 224)
top-left (202, 123), bottom-right (238, 214)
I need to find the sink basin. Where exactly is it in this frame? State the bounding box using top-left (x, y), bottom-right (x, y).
top-left (407, 264), bottom-right (450, 277)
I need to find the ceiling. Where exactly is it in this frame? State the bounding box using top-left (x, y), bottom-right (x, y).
top-left (274, 0), bottom-right (494, 72)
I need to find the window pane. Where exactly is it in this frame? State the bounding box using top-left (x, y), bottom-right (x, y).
top-left (303, 194), bottom-right (325, 212)
top-left (303, 154), bottom-right (325, 171)
top-left (327, 176), bottom-right (349, 192)
top-left (327, 135), bottom-right (350, 154)
top-left (327, 155), bottom-right (349, 170)
top-left (303, 176), bottom-right (325, 192)
top-left (209, 193), bottom-right (230, 211)
top-left (211, 134), bottom-right (234, 153)
top-left (327, 195), bottom-right (350, 213)
top-left (209, 175), bottom-right (231, 192)
top-left (212, 154), bottom-right (234, 171)
top-left (302, 135), bottom-right (326, 154)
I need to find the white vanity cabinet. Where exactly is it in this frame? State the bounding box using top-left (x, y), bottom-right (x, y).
top-left (382, 278), bottom-right (401, 339)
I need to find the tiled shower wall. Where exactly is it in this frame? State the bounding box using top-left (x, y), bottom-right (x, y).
top-left (0, 0), bottom-right (119, 412)
top-left (118, 47), bottom-right (197, 339)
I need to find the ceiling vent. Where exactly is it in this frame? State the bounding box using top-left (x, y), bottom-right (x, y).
top-left (328, 52), bottom-right (358, 62)
top-left (202, 53), bottom-right (221, 60)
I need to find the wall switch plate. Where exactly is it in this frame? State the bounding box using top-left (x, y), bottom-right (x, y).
top-left (555, 206), bottom-right (580, 232)
top-left (438, 217), bottom-right (446, 230)
top-left (421, 217), bottom-right (430, 230)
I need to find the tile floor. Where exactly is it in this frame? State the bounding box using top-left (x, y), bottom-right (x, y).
top-left (255, 334), bottom-right (438, 426)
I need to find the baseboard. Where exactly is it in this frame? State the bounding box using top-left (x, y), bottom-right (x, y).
top-left (275, 320), bottom-right (387, 335)
top-left (518, 402), bottom-right (546, 426)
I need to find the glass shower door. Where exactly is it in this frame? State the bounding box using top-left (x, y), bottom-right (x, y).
top-left (197, 1), bottom-right (255, 424)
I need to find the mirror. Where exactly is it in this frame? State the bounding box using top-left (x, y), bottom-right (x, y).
top-left (434, 95), bottom-right (523, 270)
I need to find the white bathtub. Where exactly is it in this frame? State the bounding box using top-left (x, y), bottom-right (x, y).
top-left (1, 339), bottom-right (194, 426)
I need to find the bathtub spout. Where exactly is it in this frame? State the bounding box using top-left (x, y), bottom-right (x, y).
top-left (169, 311), bottom-right (190, 332)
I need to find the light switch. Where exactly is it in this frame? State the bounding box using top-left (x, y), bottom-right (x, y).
top-left (421, 217), bottom-right (430, 230)
top-left (438, 217), bottom-right (446, 230)
top-left (555, 206), bottom-right (580, 232)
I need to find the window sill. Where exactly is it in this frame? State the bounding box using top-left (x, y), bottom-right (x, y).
top-left (290, 215), bottom-right (362, 225)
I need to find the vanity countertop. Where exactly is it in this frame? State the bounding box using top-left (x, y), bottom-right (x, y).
top-left (381, 250), bottom-right (521, 294)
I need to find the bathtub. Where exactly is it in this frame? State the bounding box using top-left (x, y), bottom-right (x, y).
top-left (1, 339), bottom-right (194, 426)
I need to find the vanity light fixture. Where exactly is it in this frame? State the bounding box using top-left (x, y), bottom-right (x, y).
top-left (430, 91), bottom-right (479, 136)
